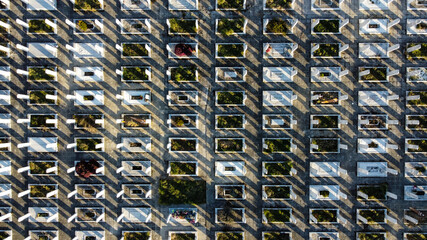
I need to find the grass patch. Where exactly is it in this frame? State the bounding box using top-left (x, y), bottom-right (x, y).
top-left (217, 0), bottom-right (245, 9)
top-left (264, 161), bottom-right (292, 176)
top-left (217, 186), bottom-right (244, 199)
top-left (29, 90), bottom-right (55, 104)
top-left (159, 179), bottom-right (206, 205)
top-left (312, 91), bottom-right (339, 105)
top-left (74, 114), bottom-right (103, 129)
top-left (408, 91), bottom-right (427, 106)
top-left (217, 232), bottom-right (243, 240)
top-left (360, 67), bottom-right (387, 81)
top-left (29, 20), bottom-right (54, 33)
top-left (217, 18), bottom-right (245, 36)
top-left (263, 232), bottom-right (290, 240)
top-left (217, 208), bottom-right (244, 223)
top-left (76, 138), bottom-right (102, 152)
top-left (170, 233), bottom-right (196, 240)
top-left (75, 0), bottom-right (102, 10)
top-left (217, 139), bottom-right (244, 152)
top-left (217, 115), bottom-right (243, 128)
top-left (171, 66), bottom-right (197, 82)
top-left (313, 43), bottom-right (339, 57)
top-left (313, 19), bottom-right (339, 33)
top-left (311, 138), bottom-right (339, 153)
top-left (265, 19), bottom-right (290, 35)
top-left (170, 162), bottom-right (197, 175)
top-left (123, 115), bottom-right (149, 128)
top-left (407, 139), bottom-right (427, 152)
top-left (264, 209), bottom-right (290, 223)
top-left (265, 0), bottom-right (292, 8)
top-left (312, 115), bottom-right (338, 128)
top-left (123, 43), bottom-right (149, 57)
top-left (408, 43), bottom-right (427, 59)
top-left (408, 115), bottom-right (427, 129)
top-left (358, 184), bottom-right (387, 200)
top-left (358, 233), bottom-right (385, 240)
top-left (217, 91), bottom-right (244, 105)
top-left (30, 185), bottom-right (56, 198)
top-left (123, 232), bottom-right (150, 240)
top-left (170, 139), bottom-right (197, 152)
top-left (123, 67), bottom-right (149, 81)
top-left (29, 161), bottom-right (56, 175)
top-left (28, 67), bottom-right (56, 81)
top-left (217, 44), bottom-right (244, 57)
top-left (264, 186), bottom-right (290, 199)
top-left (312, 209), bottom-right (338, 223)
top-left (30, 115), bottom-right (56, 128)
top-left (359, 209), bottom-right (385, 223)
top-left (169, 19), bottom-right (197, 34)
top-left (263, 139), bottom-right (291, 153)
top-left (406, 233), bottom-right (427, 240)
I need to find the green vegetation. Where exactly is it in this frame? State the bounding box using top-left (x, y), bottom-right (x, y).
top-left (171, 66), bottom-right (197, 82)
top-left (217, 232), bottom-right (243, 240)
top-left (408, 43), bottom-right (427, 59)
top-left (217, 18), bottom-right (245, 36)
top-left (217, 91), bottom-right (244, 105)
top-left (264, 186), bottom-right (290, 199)
top-left (265, 0), bottom-right (292, 8)
top-left (359, 209), bottom-right (385, 223)
top-left (263, 139), bottom-right (291, 153)
top-left (123, 115), bottom-right (149, 128)
top-left (171, 116), bottom-right (187, 127)
top-left (74, 115), bottom-right (103, 130)
top-left (263, 232), bottom-right (290, 240)
top-left (320, 190), bottom-right (330, 198)
top-left (358, 184), bottom-right (387, 200)
top-left (170, 139), bottom-right (197, 151)
top-left (170, 162), bottom-right (197, 175)
top-left (169, 19), bottom-right (197, 34)
top-left (29, 161), bottom-right (56, 175)
top-left (30, 185), bottom-right (56, 198)
top-left (159, 179), bottom-right (206, 205)
top-left (313, 43), bottom-right (339, 57)
top-left (123, 67), bottom-right (149, 81)
top-left (311, 138), bottom-right (339, 153)
top-left (0, 43), bottom-right (7, 57)
top-left (358, 233), bottom-right (385, 240)
top-left (217, 186), bottom-right (244, 199)
top-left (28, 19), bottom-right (55, 33)
top-left (360, 67), bottom-right (387, 81)
top-left (415, 165), bottom-right (426, 173)
top-left (312, 115), bottom-right (338, 128)
top-left (217, 44), bottom-right (245, 57)
top-left (265, 19), bottom-right (290, 35)
top-left (217, 208), bottom-right (244, 223)
top-left (76, 138), bottom-right (103, 152)
top-left (408, 91), bottom-right (427, 106)
top-left (407, 139), bottom-right (427, 152)
top-left (28, 67), bottom-right (56, 81)
top-left (217, 0), bottom-right (245, 9)
top-left (123, 43), bottom-right (149, 57)
top-left (0, 138), bottom-right (8, 151)
top-left (74, 0), bottom-right (102, 10)
top-left (217, 115), bottom-right (243, 128)
top-left (264, 161), bottom-right (293, 176)
top-left (170, 233), bottom-right (196, 240)
top-left (30, 115), bottom-right (56, 128)
top-left (312, 209), bottom-right (338, 223)
top-left (123, 232), bottom-right (150, 240)
top-left (406, 233), bottom-right (427, 240)
top-left (313, 19), bottom-right (339, 33)
top-left (312, 91), bottom-right (339, 105)
top-left (217, 139), bottom-right (244, 152)
top-left (29, 90), bottom-right (55, 104)
top-left (0, 232), bottom-right (9, 240)
top-left (263, 209), bottom-right (290, 223)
